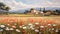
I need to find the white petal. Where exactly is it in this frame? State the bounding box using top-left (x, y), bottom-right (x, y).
top-left (35, 23), bottom-right (39, 25)
top-left (53, 24), bottom-right (56, 26)
top-left (5, 27), bottom-right (10, 30)
top-left (52, 28), bottom-right (54, 30)
top-left (19, 26), bottom-right (23, 28)
top-left (40, 26), bottom-right (44, 28)
top-left (31, 28), bottom-right (35, 30)
top-left (48, 24), bottom-right (51, 26)
top-left (10, 28), bottom-right (14, 30)
top-left (55, 29), bottom-right (59, 32)
top-left (35, 29), bottom-right (39, 32)
top-left (0, 29), bottom-right (3, 31)
top-left (0, 25), bottom-right (5, 28)
top-left (28, 23), bottom-right (33, 26)
top-left (23, 26), bottom-right (27, 29)
top-left (16, 29), bottom-right (20, 32)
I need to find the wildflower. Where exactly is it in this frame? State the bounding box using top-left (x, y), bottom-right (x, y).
top-left (7, 24), bottom-right (10, 26)
top-left (35, 29), bottom-right (39, 32)
top-left (55, 29), bottom-right (59, 32)
top-left (10, 28), bottom-right (14, 30)
top-left (40, 26), bottom-right (44, 28)
top-left (30, 26), bottom-right (33, 28)
top-left (51, 28), bottom-right (54, 30)
top-left (35, 22), bottom-right (39, 25)
top-left (23, 26), bottom-right (27, 29)
top-left (49, 29), bottom-right (51, 31)
top-left (19, 26), bottom-right (23, 28)
top-left (28, 23), bottom-right (33, 26)
top-left (16, 29), bottom-right (20, 32)
top-left (53, 24), bottom-right (56, 26)
top-left (12, 26), bottom-right (16, 28)
top-left (31, 28), bottom-right (35, 30)
top-left (5, 27), bottom-right (10, 31)
top-left (22, 29), bottom-right (26, 34)
top-left (0, 29), bottom-right (3, 32)
top-left (0, 25), bottom-right (5, 28)
top-left (48, 24), bottom-right (51, 26)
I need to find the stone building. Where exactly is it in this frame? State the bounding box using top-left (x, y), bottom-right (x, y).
top-left (27, 8), bottom-right (44, 15)
top-left (30, 8), bottom-right (39, 14)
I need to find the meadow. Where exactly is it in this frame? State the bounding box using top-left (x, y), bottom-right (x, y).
top-left (0, 14), bottom-right (60, 34)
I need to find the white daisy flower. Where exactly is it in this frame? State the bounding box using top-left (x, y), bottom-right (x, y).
top-left (7, 24), bottom-right (10, 26)
top-left (16, 29), bottom-right (20, 32)
top-left (10, 28), bottom-right (14, 30)
top-left (48, 24), bottom-right (51, 26)
top-left (0, 29), bottom-right (3, 31)
top-left (23, 26), bottom-right (27, 29)
top-left (40, 26), bottom-right (44, 28)
top-left (52, 28), bottom-right (54, 30)
top-left (0, 25), bottom-right (5, 28)
top-left (28, 23), bottom-right (33, 26)
top-left (55, 29), bottom-right (59, 32)
top-left (31, 28), bottom-right (35, 30)
top-left (5, 27), bottom-right (10, 31)
top-left (53, 24), bottom-right (56, 26)
top-left (35, 23), bottom-right (39, 25)
top-left (19, 26), bottom-right (23, 28)
top-left (30, 26), bottom-right (33, 28)
top-left (35, 29), bottom-right (39, 32)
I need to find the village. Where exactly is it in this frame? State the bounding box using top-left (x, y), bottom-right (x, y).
top-left (24, 8), bottom-right (60, 16)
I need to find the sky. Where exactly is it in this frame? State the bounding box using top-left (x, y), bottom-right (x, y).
top-left (0, 0), bottom-right (60, 11)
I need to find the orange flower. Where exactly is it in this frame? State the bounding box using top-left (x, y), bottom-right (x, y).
top-left (20, 20), bottom-right (23, 26)
top-left (12, 26), bottom-right (16, 28)
top-left (29, 18), bottom-right (35, 23)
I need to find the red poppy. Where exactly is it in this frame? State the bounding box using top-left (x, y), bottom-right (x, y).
top-left (29, 18), bottom-right (35, 23)
top-left (22, 29), bottom-right (26, 34)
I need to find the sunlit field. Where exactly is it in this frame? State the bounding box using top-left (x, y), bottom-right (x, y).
top-left (0, 14), bottom-right (60, 34)
top-left (0, 14), bottom-right (60, 17)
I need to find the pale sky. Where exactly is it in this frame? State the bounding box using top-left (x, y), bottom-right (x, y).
top-left (0, 0), bottom-right (60, 11)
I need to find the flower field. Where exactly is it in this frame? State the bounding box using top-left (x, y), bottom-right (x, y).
top-left (0, 16), bottom-right (60, 34)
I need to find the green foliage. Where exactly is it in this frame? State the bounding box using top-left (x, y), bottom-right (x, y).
top-left (0, 2), bottom-right (10, 11)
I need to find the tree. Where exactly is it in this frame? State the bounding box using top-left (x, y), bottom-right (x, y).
top-left (24, 10), bottom-right (30, 14)
top-left (5, 7), bottom-right (10, 15)
top-left (0, 2), bottom-right (5, 10)
top-left (5, 7), bottom-right (10, 11)
top-left (43, 8), bottom-right (46, 13)
top-left (0, 2), bottom-right (5, 7)
top-left (0, 2), bottom-right (10, 15)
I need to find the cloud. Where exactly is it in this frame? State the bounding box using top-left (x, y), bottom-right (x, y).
top-left (0, 0), bottom-right (60, 11)
top-left (0, 0), bottom-right (29, 11)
